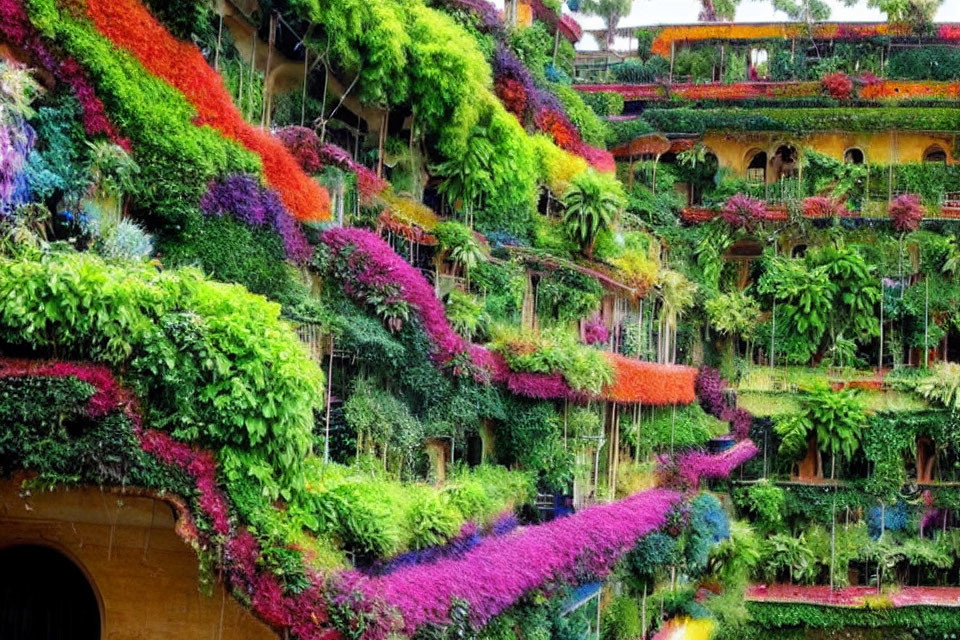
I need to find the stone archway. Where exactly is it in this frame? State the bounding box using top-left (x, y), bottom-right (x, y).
top-left (0, 544), bottom-right (101, 640)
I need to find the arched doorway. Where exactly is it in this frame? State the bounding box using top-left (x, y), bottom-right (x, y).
top-left (745, 150), bottom-right (767, 184)
top-left (0, 545), bottom-right (101, 640)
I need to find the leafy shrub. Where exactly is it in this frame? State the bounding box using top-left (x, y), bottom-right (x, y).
top-left (734, 480), bottom-right (786, 534)
top-left (444, 289), bottom-right (486, 339)
top-left (888, 45), bottom-right (960, 81)
top-left (489, 325), bottom-right (614, 393)
top-left (434, 221), bottom-right (486, 271)
top-left (630, 403), bottom-right (728, 455)
top-left (601, 596), bottom-right (642, 640)
top-left (0, 251), bottom-right (323, 490)
top-left (706, 291), bottom-right (762, 340)
top-left (92, 217), bottom-right (154, 261)
top-left (582, 91), bottom-right (624, 118)
top-left (612, 58), bottom-right (667, 83)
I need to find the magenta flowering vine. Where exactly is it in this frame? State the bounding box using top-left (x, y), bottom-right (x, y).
top-left (658, 440), bottom-right (759, 490)
top-left (583, 314), bottom-right (610, 346)
top-left (696, 366), bottom-right (753, 440)
top-left (337, 488), bottom-right (682, 639)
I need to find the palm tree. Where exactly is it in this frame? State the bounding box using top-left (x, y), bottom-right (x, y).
top-left (561, 173), bottom-right (624, 259)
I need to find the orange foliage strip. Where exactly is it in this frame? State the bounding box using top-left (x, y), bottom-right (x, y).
top-left (860, 81), bottom-right (960, 100)
top-left (85, 0), bottom-right (330, 222)
top-left (602, 353), bottom-right (697, 406)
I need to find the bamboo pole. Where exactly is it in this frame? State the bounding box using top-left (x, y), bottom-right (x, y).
top-left (324, 335), bottom-right (334, 464)
top-left (262, 13), bottom-right (277, 128)
top-left (214, 14), bottom-right (223, 72)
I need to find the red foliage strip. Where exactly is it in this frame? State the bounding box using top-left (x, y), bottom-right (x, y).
top-left (747, 584), bottom-right (960, 608)
top-left (84, 0), bottom-right (330, 222)
top-left (603, 353), bottom-right (697, 406)
top-left (0, 0), bottom-right (130, 149)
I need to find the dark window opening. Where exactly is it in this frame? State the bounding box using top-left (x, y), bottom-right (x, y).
top-left (844, 148), bottom-right (865, 165)
top-left (0, 545), bottom-right (100, 640)
top-left (925, 148), bottom-right (948, 164)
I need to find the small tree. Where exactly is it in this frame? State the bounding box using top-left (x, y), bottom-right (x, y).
top-left (777, 386), bottom-right (866, 481)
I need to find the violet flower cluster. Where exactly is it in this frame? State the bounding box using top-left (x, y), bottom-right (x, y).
top-left (201, 174), bottom-right (313, 263)
top-left (0, 121), bottom-right (33, 212)
top-left (695, 366), bottom-right (753, 440)
top-left (339, 488), bottom-right (681, 639)
top-left (582, 315), bottom-right (610, 346)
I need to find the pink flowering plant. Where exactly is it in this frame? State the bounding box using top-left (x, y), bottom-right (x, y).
top-left (721, 194), bottom-right (767, 230)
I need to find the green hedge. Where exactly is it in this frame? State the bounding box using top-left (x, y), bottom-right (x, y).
top-left (746, 601), bottom-right (960, 637)
top-left (641, 108), bottom-right (960, 134)
top-left (889, 46), bottom-right (960, 82)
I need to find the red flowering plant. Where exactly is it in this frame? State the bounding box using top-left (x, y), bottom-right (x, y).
top-left (890, 194), bottom-right (925, 231)
top-left (802, 196), bottom-right (850, 219)
top-left (822, 72), bottom-right (854, 100)
top-left (720, 194), bottom-right (766, 230)
top-left (494, 76), bottom-right (528, 120)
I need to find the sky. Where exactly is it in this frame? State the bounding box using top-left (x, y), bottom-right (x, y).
top-left (489, 1), bottom-right (960, 51)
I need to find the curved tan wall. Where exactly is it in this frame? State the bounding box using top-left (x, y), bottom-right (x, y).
top-left (0, 479), bottom-right (278, 640)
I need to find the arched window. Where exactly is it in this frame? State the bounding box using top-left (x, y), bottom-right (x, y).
top-left (924, 146), bottom-right (948, 164)
top-left (844, 148), bottom-right (865, 165)
top-left (0, 545), bottom-right (101, 640)
top-left (746, 150), bottom-right (767, 184)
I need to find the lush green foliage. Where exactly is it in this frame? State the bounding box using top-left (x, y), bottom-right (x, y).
top-left (776, 387), bottom-right (866, 472)
top-left (0, 251), bottom-right (322, 489)
top-left (888, 46), bottom-right (960, 82)
top-left (23, 0), bottom-right (306, 300)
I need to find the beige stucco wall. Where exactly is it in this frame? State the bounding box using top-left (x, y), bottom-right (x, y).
top-left (703, 131), bottom-right (957, 181)
top-left (0, 478), bottom-right (278, 640)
